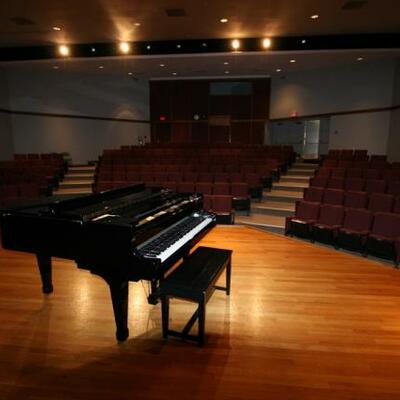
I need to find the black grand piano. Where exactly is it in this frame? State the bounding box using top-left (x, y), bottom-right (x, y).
top-left (0, 184), bottom-right (216, 341)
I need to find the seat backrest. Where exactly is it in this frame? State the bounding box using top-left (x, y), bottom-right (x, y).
top-left (198, 172), bottom-right (213, 182)
top-left (318, 204), bottom-right (344, 226)
top-left (303, 186), bottom-right (324, 202)
top-left (365, 179), bottom-right (386, 194)
top-left (337, 160), bottom-right (353, 169)
top-left (309, 176), bottom-right (328, 188)
top-left (368, 193), bottom-right (394, 213)
top-left (344, 178), bottom-right (365, 192)
top-left (177, 182), bottom-right (195, 193)
top-left (202, 194), bottom-right (212, 211)
top-left (327, 178), bottom-right (344, 190)
top-left (231, 182), bottom-right (248, 197)
top-left (371, 212), bottom-right (400, 238)
top-left (214, 172), bottom-right (229, 183)
top-left (363, 169), bottom-right (380, 180)
top-left (323, 189), bottom-right (344, 205)
top-left (195, 182), bottom-right (213, 194)
top-left (331, 168), bottom-right (346, 178)
top-left (211, 195), bottom-right (233, 213)
top-left (213, 182), bottom-right (230, 195)
top-left (322, 159), bottom-right (337, 168)
top-left (295, 201), bottom-right (320, 220)
top-left (343, 208), bottom-right (373, 231)
top-left (394, 197), bottom-right (400, 214)
top-left (229, 172), bottom-right (243, 183)
top-left (353, 160), bottom-right (369, 169)
top-left (315, 168), bottom-right (331, 178)
top-left (344, 191), bottom-right (368, 209)
top-left (346, 168), bottom-right (363, 179)
top-left (387, 181), bottom-right (400, 197)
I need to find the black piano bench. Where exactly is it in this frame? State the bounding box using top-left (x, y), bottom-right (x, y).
top-left (158, 246), bottom-right (232, 347)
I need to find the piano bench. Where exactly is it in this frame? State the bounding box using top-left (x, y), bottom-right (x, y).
top-left (158, 246), bottom-right (232, 347)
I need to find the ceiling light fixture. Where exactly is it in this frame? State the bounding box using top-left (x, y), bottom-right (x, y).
top-left (146, 45), bottom-right (151, 50)
top-left (160, 63), bottom-right (166, 67)
top-left (220, 18), bottom-right (228, 23)
top-left (128, 72), bottom-right (133, 75)
top-left (99, 65), bottom-right (104, 69)
top-left (172, 72), bottom-right (177, 76)
top-left (276, 68), bottom-right (282, 72)
top-left (58, 45), bottom-right (70, 57)
top-left (176, 44), bottom-right (181, 49)
top-left (224, 62), bottom-right (229, 65)
top-left (134, 22), bottom-right (141, 26)
top-left (224, 71), bottom-right (230, 74)
top-left (301, 39), bottom-right (306, 44)
top-left (310, 14), bottom-right (319, 19)
top-left (52, 26), bottom-right (61, 31)
top-left (231, 39), bottom-right (240, 50)
top-left (290, 59), bottom-right (296, 63)
top-left (52, 65), bottom-right (59, 70)
top-left (357, 57), bottom-right (364, 61)
top-left (119, 42), bottom-right (130, 54)
top-left (262, 38), bottom-right (272, 49)
top-left (202, 43), bottom-right (207, 47)
top-left (91, 47), bottom-right (96, 53)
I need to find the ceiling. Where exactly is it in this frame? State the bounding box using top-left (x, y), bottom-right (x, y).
top-left (4, 49), bottom-right (400, 79)
top-left (1, 0), bottom-right (400, 47)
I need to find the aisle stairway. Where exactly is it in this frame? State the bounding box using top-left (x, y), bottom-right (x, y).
top-left (236, 161), bottom-right (318, 234)
top-left (53, 165), bottom-right (96, 195)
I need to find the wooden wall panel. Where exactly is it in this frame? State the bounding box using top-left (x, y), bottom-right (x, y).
top-left (191, 122), bottom-right (209, 144)
top-left (231, 122), bottom-right (251, 144)
top-left (231, 95), bottom-right (252, 120)
top-left (252, 79), bottom-right (270, 119)
top-left (251, 121), bottom-right (266, 144)
top-left (150, 81), bottom-right (172, 120)
top-left (171, 81), bottom-right (192, 120)
top-left (209, 95), bottom-right (231, 116)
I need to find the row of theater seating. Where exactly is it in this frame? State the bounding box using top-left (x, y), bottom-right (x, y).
top-left (314, 167), bottom-right (400, 180)
top-left (309, 177), bottom-right (400, 195)
top-left (202, 195), bottom-right (235, 224)
top-left (95, 181), bottom-right (252, 212)
top-left (0, 183), bottom-right (42, 206)
top-left (286, 202), bottom-right (400, 265)
top-left (14, 153), bottom-right (65, 161)
top-left (303, 188), bottom-right (400, 213)
top-left (325, 149), bottom-right (385, 161)
top-left (322, 159), bottom-right (399, 169)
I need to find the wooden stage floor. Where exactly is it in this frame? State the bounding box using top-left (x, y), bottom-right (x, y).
top-left (1, 226), bottom-right (400, 400)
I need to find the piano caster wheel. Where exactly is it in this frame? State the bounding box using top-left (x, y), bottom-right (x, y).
top-left (147, 294), bottom-right (159, 305)
top-left (42, 284), bottom-right (54, 294)
top-left (116, 328), bottom-right (129, 342)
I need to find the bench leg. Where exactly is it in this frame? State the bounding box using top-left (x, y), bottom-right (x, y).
top-left (198, 297), bottom-right (206, 347)
top-left (161, 296), bottom-right (169, 339)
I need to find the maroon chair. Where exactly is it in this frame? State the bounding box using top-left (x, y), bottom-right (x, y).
top-left (285, 201), bottom-right (320, 238)
top-left (126, 171), bottom-right (141, 183)
top-left (315, 168), bottom-right (331, 178)
top-left (337, 160), bottom-right (353, 169)
top-left (340, 149), bottom-right (354, 160)
top-left (112, 170), bottom-right (126, 181)
top-left (322, 159), bottom-right (337, 168)
top-left (323, 189), bottom-right (344, 205)
top-left (2, 184), bottom-right (19, 204)
top-left (394, 197), bottom-right (400, 214)
top-left (311, 204), bottom-right (344, 244)
top-left (346, 168), bottom-right (363, 179)
top-left (213, 182), bottom-right (230, 195)
top-left (177, 182), bottom-right (195, 193)
top-left (354, 150), bottom-right (368, 161)
top-left (141, 172), bottom-right (154, 186)
top-left (336, 208), bottom-right (373, 252)
top-left (331, 168), bottom-right (346, 178)
top-left (363, 169), bottom-right (380, 180)
top-left (344, 178), bottom-right (365, 192)
top-left (210, 195), bottom-right (234, 224)
top-left (309, 176), bottom-right (328, 188)
top-left (245, 173), bottom-right (263, 200)
top-left (366, 212), bottom-right (400, 265)
top-left (168, 172), bottom-right (182, 182)
top-left (327, 178), bottom-right (344, 190)
top-left (303, 187), bottom-right (324, 203)
top-left (198, 172), bottom-right (213, 182)
top-left (368, 193), bottom-right (394, 213)
top-left (19, 183), bottom-right (40, 200)
top-left (365, 179), bottom-right (386, 194)
top-left (162, 181), bottom-right (177, 191)
top-left (231, 183), bottom-right (250, 214)
top-left (195, 182), bottom-right (213, 195)
top-left (202, 194), bottom-right (212, 212)
top-left (387, 181), bottom-right (400, 197)
top-left (344, 191), bottom-right (368, 209)
top-left (183, 172), bottom-right (198, 182)
top-left (353, 161), bottom-right (369, 169)
top-left (214, 172), bottom-right (229, 183)
top-left (154, 172), bottom-right (169, 184)
top-left (229, 172), bottom-right (244, 183)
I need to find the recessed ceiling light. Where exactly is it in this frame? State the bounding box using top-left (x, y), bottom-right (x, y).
top-left (262, 38), bottom-right (272, 49)
top-left (223, 62), bottom-right (229, 65)
top-left (357, 57), bottom-right (364, 61)
top-left (301, 39), bottom-right (306, 44)
top-left (52, 65), bottom-right (59, 70)
top-left (176, 44), bottom-right (181, 49)
top-left (276, 68), bottom-right (282, 72)
top-left (52, 26), bottom-right (61, 31)
top-left (91, 47), bottom-right (96, 52)
top-left (134, 22), bottom-right (141, 26)
top-left (231, 39), bottom-right (240, 50)
top-left (128, 72), bottom-right (133, 75)
top-left (119, 42), bottom-right (130, 54)
top-left (310, 14), bottom-right (319, 19)
top-left (58, 45), bottom-right (70, 57)
top-left (172, 72), bottom-right (177, 76)
top-left (224, 71), bottom-right (230, 74)
top-left (160, 63), bottom-right (166, 67)
top-left (290, 59), bottom-right (296, 63)
top-left (202, 42), bottom-right (207, 47)
top-left (220, 18), bottom-right (228, 23)
top-left (99, 65), bottom-right (104, 69)
top-left (146, 45), bottom-right (151, 50)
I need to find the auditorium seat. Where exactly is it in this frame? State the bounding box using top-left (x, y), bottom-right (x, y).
top-left (198, 172), bottom-right (213, 182)
top-left (323, 189), bottom-right (344, 205)
top-left (311, 204), bottom-right (344, 244)
top-left (368, 193), bottom-right (394, 213)
top-left (336, 208), bottom-right (373, 252)
top-left (285, 201), bottom-right (320, 238)
top-left (387, 181), bottom-right (400, 197)
top-left (363, 169), bottom-right (380, 180)
top-left (353, 160), bottom-right (369, 169)
top-left (19, 183), bottom-right (40, 200)
top-left (365, 212), bottom-right (400, 265)
top-left (229, 172), bottom-right (243, 183)
top-left (309, 176), bottom-right (328, 188)
top-left (209, 195), bottom-right (235, 224)
top-left (394, 197), bottom-right (400, 214)
top-left (365, 179), bottom-right (386, 194)
top-left (327, 178), bottom-right (345, 190)
top-left (177, 182), bottom-right (195, 193)
top-left (322, 159), bottom-right (337, 168)
top-left (303, 187), bottom-right (324, 203)
top-left (315, 168), bottom-right (331, 178)
top-left (354, 150), bottom-right (368, 161)
top-left (344, 178), bottom-right (365, 192)
top-left (331, 168), bottom-right (346, 178)
top-left (344, 191), bottom-right (368, 209)
top-left (346, 168), bottom-right (363, 179)
top-left (195, 182), bottom-right (213, 195)
top-left (214, 172), bottom-right (229, 183)
top-left (337, 160), bottom-right (353, 169)
top-left (168, 172), bottom-right (182, 182)
top-left (231, 183), bottom-right (250, 214)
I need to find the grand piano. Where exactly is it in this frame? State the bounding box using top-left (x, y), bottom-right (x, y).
top-left (0, 184), bottom-right (216, 341)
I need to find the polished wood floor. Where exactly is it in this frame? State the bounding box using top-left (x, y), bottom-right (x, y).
top-left (1, 226), bottom-right (400, 400)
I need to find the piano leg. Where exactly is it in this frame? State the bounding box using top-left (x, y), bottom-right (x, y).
top-left (36, 254), bottom-right (53, 294)
top-left (108, 279), bottom-right (130, 342)
top-left (147, 279), bottom-right (159, 305)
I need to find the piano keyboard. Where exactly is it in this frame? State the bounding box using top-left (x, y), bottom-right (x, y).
top-left (138, 213), bottom-right (214, 263)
